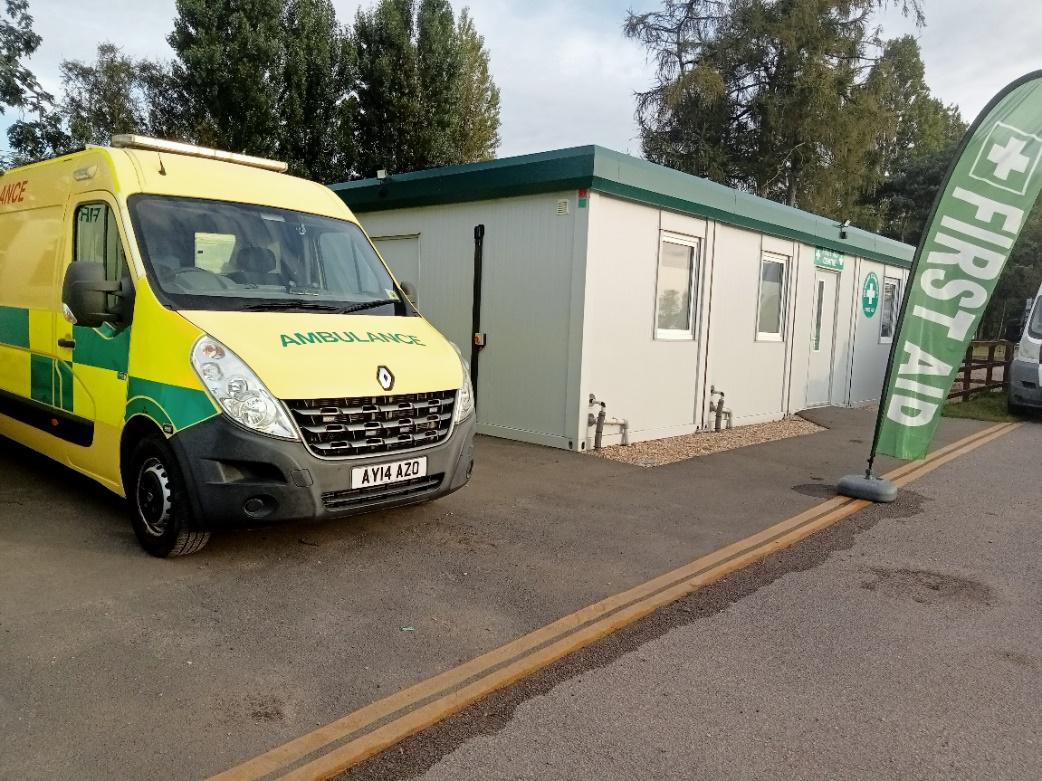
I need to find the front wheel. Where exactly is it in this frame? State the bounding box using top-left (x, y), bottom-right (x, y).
top-left (129, 435), bottom-right (210, 557)
top-left (1008, 394), bottom-right (1026, 417)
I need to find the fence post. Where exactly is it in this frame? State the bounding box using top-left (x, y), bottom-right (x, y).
top-left (986, 342), bottom-right (996, 390)
top-left (962, 343), bottom-right (973, 401)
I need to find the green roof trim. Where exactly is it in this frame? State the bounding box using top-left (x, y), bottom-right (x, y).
top-left (330, 146), bottom-right (913, 268)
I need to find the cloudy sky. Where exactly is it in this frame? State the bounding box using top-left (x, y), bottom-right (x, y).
top-left (3, 0), bottom-right (1038, 160)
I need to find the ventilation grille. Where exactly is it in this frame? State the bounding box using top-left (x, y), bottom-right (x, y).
top-left (556, 199), bottom-right (570, 216)
top-left (322, 474), bottom-right (444, 511)
top-left (284, 390), bottom-right (456, 458)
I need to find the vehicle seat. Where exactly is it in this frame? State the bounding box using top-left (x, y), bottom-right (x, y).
top-left (228, 247), bottom-right (282, 286)
top-left (151, 253), bottom-right (183, 284)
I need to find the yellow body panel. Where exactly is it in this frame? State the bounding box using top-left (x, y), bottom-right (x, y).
top-left (128, 284), bottom-right (208, 391)
top-left (0, 346), bottom-right (29, 397)
top-left (0, 140), bottom-right (461, 502)
top-left (179, 311), bottom-right (464, 399)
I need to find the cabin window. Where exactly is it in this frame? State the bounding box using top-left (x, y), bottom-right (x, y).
top-left (655, 235), bottom-right (699, 339)
top-left (757, 253), bottom-right (788, 341)
top-left (880, 277), bottom-right (900, 343)
top-left (74, 202), bottom-right (127, 283)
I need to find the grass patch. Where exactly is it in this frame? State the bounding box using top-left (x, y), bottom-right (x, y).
top-left (943, 391), bottom-right (1021, 423)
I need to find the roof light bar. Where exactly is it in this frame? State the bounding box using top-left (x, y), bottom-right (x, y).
top-left (110, 135), bottom-right (289, 173)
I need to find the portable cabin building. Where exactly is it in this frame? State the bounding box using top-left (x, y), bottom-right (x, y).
top-left (331, 146), bottom-right (913, 452)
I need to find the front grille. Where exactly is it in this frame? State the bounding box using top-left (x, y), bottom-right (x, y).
top-left (284, 390), bottom-right (456, 458)
top-left (322, 474), bottom-right (444, 511)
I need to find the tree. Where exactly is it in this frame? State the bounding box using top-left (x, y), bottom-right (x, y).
top-left (1, 0), bottom-right (69, 166)
top-left (281, 0), bottom-right (355, 181)
top-left (870, 144), bottom-right (956, 246)
top-left (169, 0), bottom-right (286, 156)
top-left (354, 0), bottom-right (500, 177)
top-left (855, 36), bottom-right (964, 232)
top-left (59, 43), bottom-right (151, 146)
top-left (624, 0), bottom-right (926, 217)
top-left (416, 0), bottom-right (461, 167)
top-left (354, 0), bottom-right (424, 176)
top-left (453, 8), bottom-right (500, 162)
top-left (0, 0), bottom-right (43, 112)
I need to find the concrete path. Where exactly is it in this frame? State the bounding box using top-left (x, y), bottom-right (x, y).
top-left (353, 422), bottom-right (1041, 781)
top-left (0, 408), bottom-right (987, 779)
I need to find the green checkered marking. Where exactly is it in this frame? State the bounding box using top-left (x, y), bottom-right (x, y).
top-left (29, 355), bottom-right (74, 412)
top-left (126, 377), bottom-right (218, 432)
top-left (0, 306), bottom-right (30, 349)
top-left (73, 322), bottom-right (131, 373)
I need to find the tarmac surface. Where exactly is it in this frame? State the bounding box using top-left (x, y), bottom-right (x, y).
top-left (346, 422), bottom-right (1041, 781)
top-left (0, 407), bottom-right (989, 779)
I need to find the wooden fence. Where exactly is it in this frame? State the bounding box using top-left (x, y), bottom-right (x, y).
top-left (948, 340), bottom-right (1014, 402)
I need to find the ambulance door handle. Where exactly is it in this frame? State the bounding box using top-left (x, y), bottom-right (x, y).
top-left (58, 338), bottom-right (76, 349)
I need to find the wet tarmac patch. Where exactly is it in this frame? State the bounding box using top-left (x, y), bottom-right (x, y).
top-left (860, 567), bottom-right (993, 606)
top-left (792, 483), bottom-right (837, 498)
top-left (248, 695), bottom-right (286, 723)
top-left (997, 650), bottom-right (1039, 670)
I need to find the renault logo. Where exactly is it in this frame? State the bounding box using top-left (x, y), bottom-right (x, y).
top-left (377, 366), bottom-right (395, 391)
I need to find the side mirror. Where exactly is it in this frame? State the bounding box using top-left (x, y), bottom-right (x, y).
top-left (62, 263), bottom-right (131, 329)
top-left (400, 281), bottom-right (418, 305)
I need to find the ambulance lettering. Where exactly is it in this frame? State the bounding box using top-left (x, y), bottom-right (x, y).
top-left (0, 180), bottom-right (28, 206)
top-left (280, 331), bottom-right (425, 347)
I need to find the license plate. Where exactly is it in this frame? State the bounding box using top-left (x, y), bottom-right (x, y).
top-left (351, 457), bottom-right (428, 489)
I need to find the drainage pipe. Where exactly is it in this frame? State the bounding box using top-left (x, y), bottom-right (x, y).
top-left (708, 386), bottom-right (734, 432)
top-left (588, 395), bottom-right (630, 449)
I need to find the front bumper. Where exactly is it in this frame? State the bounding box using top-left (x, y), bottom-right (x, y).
top-left (168, 412), bottom-right (476, 529)
top-left (1008, 358), bottom-right (1042, 409)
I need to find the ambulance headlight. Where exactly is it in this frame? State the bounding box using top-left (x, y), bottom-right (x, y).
top-left (450, 343), bottom-right (475, 423)
top-left (191, 336), bottom-right (298, 440)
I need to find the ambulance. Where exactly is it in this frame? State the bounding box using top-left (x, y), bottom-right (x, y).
top-left (0, 136), bottom-right (475, 557)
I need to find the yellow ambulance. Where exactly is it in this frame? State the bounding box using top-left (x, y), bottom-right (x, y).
top-left (0, 136), bottom-right (475, 557)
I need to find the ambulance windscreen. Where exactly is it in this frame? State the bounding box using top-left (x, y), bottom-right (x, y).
top-left (127, 194), bottom-right (409, 316)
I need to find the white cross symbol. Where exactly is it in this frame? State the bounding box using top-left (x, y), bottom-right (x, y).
top-left (865, 283), bottom-right (877, 305)
top-left (987, 137), bottom-right (1032, 181)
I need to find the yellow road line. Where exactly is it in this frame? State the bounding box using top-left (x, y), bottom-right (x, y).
top-left (211, 422), bottom-right (1018, 781)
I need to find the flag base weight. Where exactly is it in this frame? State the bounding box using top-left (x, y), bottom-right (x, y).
top-left (837, 474), bottom-right (898, 503)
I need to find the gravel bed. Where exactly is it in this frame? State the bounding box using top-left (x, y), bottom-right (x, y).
top-left (595, 417), bottom-right (824, 467)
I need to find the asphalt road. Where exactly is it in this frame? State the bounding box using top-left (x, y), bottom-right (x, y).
top-left (0, 408), bottom-right (989, 779)
top-left (347, 422), bottom-right (1042, 781)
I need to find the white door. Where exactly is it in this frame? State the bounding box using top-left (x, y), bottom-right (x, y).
top-left (806, 269), bottom-right (839, 407)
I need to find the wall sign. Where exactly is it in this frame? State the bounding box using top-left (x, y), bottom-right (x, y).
top-left (814, 247), bottom-right (844, 271)
top-left (862, 272), bottom-right (880, 318)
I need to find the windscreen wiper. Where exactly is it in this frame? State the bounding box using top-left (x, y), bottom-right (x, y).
top-left (340, 299), bottom-right (399, 314)
top-left (241, 300), bottom-right (345, 312)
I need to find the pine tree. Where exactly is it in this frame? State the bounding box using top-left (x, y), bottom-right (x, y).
top-left (169, 0), bottom-right (286, 156)
top-left (625, 0), bottom-right (927, 217)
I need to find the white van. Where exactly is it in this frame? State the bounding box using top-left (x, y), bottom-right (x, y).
top-left (1009, 283), bottom-right (1042, 413)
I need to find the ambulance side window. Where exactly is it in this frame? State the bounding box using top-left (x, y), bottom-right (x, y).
top-left (74, 202), bottom-right (127, 282)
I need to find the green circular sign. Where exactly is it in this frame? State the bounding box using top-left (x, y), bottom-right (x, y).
top-left (862, 272), bottom-right (880, 318)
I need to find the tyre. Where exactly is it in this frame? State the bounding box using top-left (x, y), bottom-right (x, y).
top-left (1008, 393), bottom-right (1025, 417)
top-left (128, 434), bottom-right (210, 557)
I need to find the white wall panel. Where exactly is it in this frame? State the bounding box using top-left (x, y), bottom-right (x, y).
top-left (359, 193), bottom-right (583, 448)
top-left (580, 196), bottom-right (706, 445)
